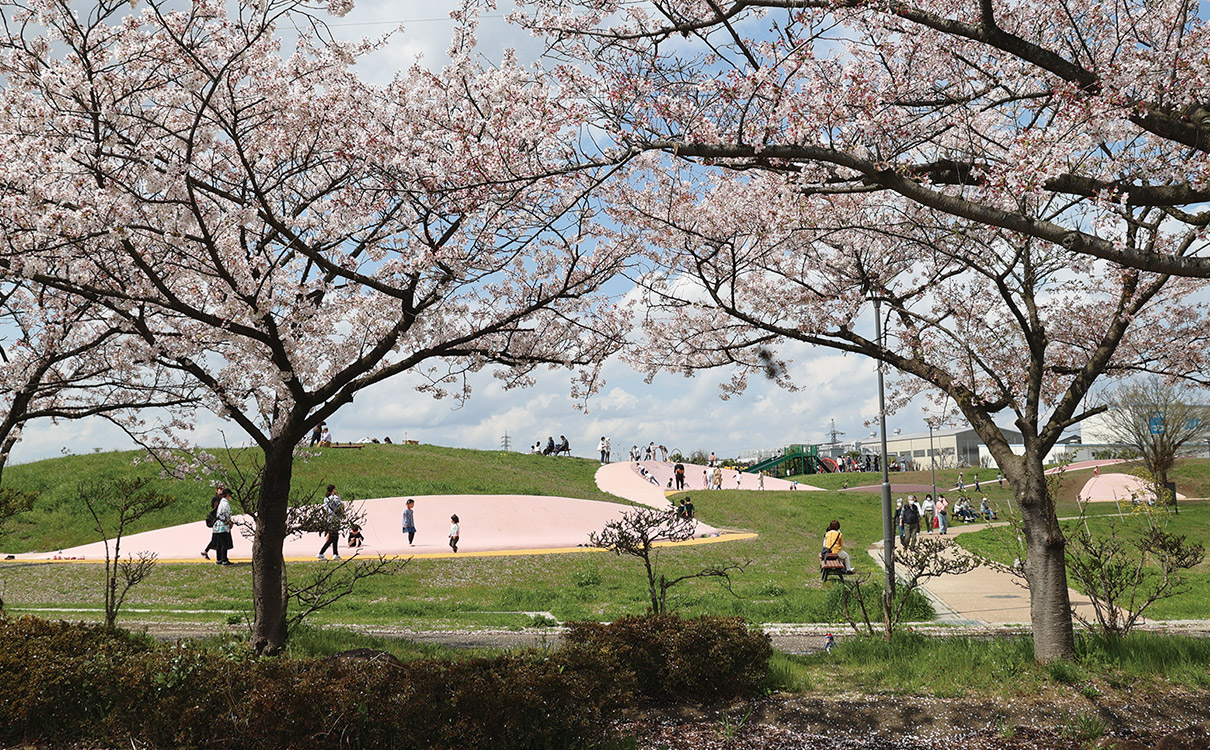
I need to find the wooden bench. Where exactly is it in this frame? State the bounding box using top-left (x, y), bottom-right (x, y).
top-left (819, 554), bottom-right (850, 582)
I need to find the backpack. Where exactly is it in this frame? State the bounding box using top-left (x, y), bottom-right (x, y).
top-left (204, 508), bottom-right (217, 528)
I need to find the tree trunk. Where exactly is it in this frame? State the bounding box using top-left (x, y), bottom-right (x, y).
top-left (1016, 454), bottom-right (1076, 662)
top-left (251, 440), bottom-right (295, 655)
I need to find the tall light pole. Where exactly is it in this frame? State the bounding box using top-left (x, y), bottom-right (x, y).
top-left (928, 420), bottom-right (937, 504)
top-left (873, 298), bottom-right (895, 623)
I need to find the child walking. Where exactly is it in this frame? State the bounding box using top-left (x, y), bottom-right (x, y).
top-left (402, 498), bottom-right (417, 546)
top-left (448, 514), bottom-right (460, 553)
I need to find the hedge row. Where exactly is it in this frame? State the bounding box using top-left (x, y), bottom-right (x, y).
top-left (0, 614), bottom-right (771, 749)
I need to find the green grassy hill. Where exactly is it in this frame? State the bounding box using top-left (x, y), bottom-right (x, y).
top-left (1, 444), bottom-right (618, 553)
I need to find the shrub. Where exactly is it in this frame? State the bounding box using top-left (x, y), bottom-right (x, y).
top-left (0, 616), bottom-right (632, 749)
top-left (564, 614), bottom-right (772, 703)
top-left (0, 616), bottom-right (154, 743)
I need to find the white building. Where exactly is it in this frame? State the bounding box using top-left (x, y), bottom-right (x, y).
top-left (882, 426), bottom-right (1024, 470)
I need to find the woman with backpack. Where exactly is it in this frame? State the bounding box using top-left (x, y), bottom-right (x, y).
top-left (317, 484), bottom-right (343, 560)
top-left (211, 489), bottom-right (235, 566)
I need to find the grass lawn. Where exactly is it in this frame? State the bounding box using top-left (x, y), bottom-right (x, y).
top-left (956, 498), bottom-right (1210, 620)
top-left (0, 446), bottom-right (929, 629)
top-left (768, 630), bottom-right (1210, 696)
top-left (0, 489), bottom-right (922, 629)
top-left (5, 449), bottom-right (1210, 630)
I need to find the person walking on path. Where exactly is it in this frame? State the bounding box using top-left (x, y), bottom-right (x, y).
top-left (448, 514), bottom-right (460, 553)
top-left (402, 498), bottom-right (417, 546)
top-left (821, 519), bottom-right (854, 573)
top-left (922, 494), bottom-right (936, 534)
top-left (936, 494), bottom-right (949, 534)
top-left (202, 486), bottom-right (224, 559)
top-left (902, 496), bottom-right (922, 547)
top-left (973, 473), bottom-right (980, 492)
top-left (317, 484), bottom-right (343, 560)
top-left (212, 489), bottom-right (235, 566)
top-left (893, 498), bottom-right (905, 547)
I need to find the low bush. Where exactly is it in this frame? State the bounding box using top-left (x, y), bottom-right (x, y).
top-left (0, 616), bottom-right (634, 749)
top-left (564, 614), bottom-right (772, 703)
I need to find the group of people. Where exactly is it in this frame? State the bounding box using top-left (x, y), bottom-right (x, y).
top-left (674, 496), bottom-right (695, 520)
top-left (893, 493), bottom-right (999, 547)
top-left (202, 487), bottom-right (465, 564)
top-left (308, 423), bottom-right (332, 447)
top-left (629, 442), bottom-right (669, 462)
top-left (534, 435), bottom-right (571, 456)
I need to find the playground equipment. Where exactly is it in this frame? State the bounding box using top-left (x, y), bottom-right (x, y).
top-left (742, 444), bottom-right (835, 477)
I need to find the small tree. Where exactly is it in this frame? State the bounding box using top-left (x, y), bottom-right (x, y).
top-left (590, 507), bottom-right (744, 614)
top-left (1098, 378), bottom-right (1210, 496)
top-left (287, 555), bottom-right (408, 632)
top-left (1065, 506), bottom-right (1204, 639)
top-left (839, 537), bottom-right (980, 640)
top-left (81, 477), bottom-right (174, 628)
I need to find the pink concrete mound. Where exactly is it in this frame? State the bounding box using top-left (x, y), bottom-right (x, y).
top-left (1078, 473), bottom-right (1186, 504)
top-left (10, 494), bottom-right (722, 563)
top-left (595, 461), bottom-right (824, 509)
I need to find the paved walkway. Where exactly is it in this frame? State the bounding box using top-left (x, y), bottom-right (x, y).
top-left (866, 523), bottom-right (1098, 626)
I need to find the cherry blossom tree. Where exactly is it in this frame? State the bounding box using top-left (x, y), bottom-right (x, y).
top-left (516, 0), bottom-right (1210, 277)
top-left (606, 170), bottom-right (1207, 660)
top-left (510, 0), bottom-right (1210, 662)
top-left (0, 0), bottom-right (627, 653)
top-left (0, 280), bottom-right (197, 484)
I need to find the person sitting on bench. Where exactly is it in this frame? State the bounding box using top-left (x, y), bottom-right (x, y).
top-left (555, 435), bottom-right (570, 455)
top-left (543, 436), bottom-right (556, 455)
top-left (822, 519), bottom-right (854, 573)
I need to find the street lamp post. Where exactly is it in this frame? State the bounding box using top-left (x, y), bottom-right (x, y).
top-left (873, 299), bottom-right (895, 621)
top-left (928, 421), bottom-right (937, 505)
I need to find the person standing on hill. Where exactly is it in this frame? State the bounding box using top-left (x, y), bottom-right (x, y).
top-left (402, 498), bottom-right (417, 546)
top-left (674, 461), bottom-right (685, 490)
top-left (449, 514), bottom-right (460, 553)
top-left (598, 436), bottom-right (608, 464)
top-left (902, 496), bottom-right (922, 547)
top-left (936, 494), bottom-right (949, 535)
top-left (202, 486), bottom-right (224, 560)
top-left (212, 489), bottom-right (234, 566)
top-left (317, 484), bottom-right (343, 560)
